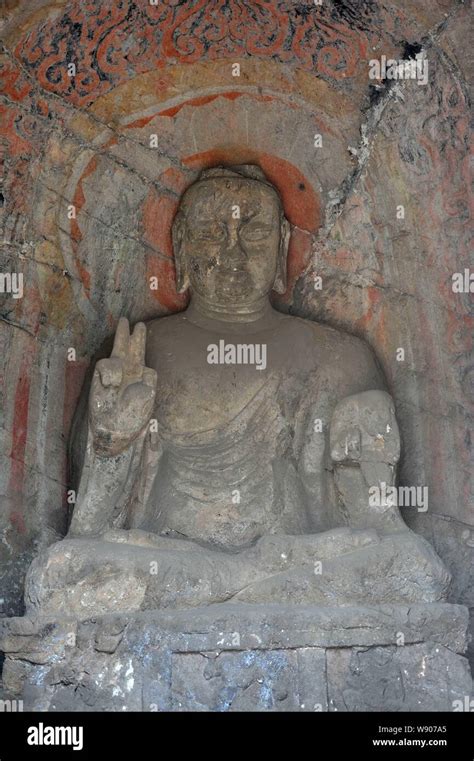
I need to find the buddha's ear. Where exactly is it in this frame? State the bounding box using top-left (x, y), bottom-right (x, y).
top-left (272, 216), bottom-right (291, 295)
top-left (172, 212), bottom-right (190, 294)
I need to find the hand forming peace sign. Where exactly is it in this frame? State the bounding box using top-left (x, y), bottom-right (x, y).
top-left (89, 318), bottom-right (157, 456)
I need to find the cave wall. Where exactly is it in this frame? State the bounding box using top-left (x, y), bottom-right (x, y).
top-left (0, 0), bottom-right (472, 649)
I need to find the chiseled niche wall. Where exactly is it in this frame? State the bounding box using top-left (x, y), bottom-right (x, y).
top-left (0, 0), bottom-right (472, 651)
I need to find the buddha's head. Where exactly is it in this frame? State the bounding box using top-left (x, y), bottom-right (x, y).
top-left (172, 165), bottom-right (290, 311)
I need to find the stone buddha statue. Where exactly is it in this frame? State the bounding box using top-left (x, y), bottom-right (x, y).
top-left (25, 165), bottom-right (450, 618)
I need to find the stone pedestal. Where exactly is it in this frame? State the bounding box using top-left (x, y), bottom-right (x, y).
top-left (1, 603), bottom-right (472, 712)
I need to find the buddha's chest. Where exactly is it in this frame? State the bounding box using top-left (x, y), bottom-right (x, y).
top-left (147, 323), bottom-right (314, 436)
top-left (154, 366), bottom-right (283, 435)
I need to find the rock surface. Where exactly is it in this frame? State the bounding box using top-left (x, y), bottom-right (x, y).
top-left (1, 603), bottom-right (471, 711)
top-left (21, 530), bottom-right (451, 618)
top-left (1, 0), bottom-right (472, 681)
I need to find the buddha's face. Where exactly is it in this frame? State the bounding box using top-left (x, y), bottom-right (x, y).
top-left (175, 178), bottom-right (284, 307)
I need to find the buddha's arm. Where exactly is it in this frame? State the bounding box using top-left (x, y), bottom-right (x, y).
top-left (330, 389), bottom-right (407, 534)
top-left (68, 425), bottom-right (148, 536)
top-left (68, 319), bottom-right (157, 537)
top-left (297, 334), bottom-right (405, 533)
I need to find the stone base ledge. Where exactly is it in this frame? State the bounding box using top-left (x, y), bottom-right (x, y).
top-left (1, 603), bottom-right (472, 712)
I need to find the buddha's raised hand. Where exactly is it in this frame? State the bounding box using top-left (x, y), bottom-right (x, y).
top-left (89, 318), bottom-right (157, 456)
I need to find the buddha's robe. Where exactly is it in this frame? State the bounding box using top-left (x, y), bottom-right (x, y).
top-left (40, 307), bottom-right (449, 618)
top-left (69, 307), bottom-right (385, 548)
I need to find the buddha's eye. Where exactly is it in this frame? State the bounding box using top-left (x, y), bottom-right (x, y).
top-left (240, 224), bottom-right (272, 242)
top-left (189, 223), bottom-right (225, 242)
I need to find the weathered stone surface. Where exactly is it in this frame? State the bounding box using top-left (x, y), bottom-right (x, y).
top-left (23, 529), bottom-right (451, 618)
top-left (10, 162), bottom-right (449, 642)
top-left (171, 650), bottom-right (301, 712)
top-left (0, 0), bottom-right (471, 632)
top-left (1, 603), bottom-right (471, 712)
top-left (297, 648), bottom-right (328, 712)
top-left (0, 0), bottom-right (472, 710)
top-left (3, 602), bottom-right (470, 655)
top-left (326, 644), bottom-right (472, 713)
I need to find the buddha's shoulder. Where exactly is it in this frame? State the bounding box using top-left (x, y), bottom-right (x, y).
top-left (276, 313), bottom-right (383, 386)
top-left (145, 311), bottom-right (190, 342)
top-left (146, 311), bottom-right (187, 330)
top-left (277, 312), bottom-right (371, 354)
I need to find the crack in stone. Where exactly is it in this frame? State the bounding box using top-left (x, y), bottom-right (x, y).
top-left (0, 42), bottom-right (186, 170)
top-left (1, 240), bottom-right (86, 286)
top-left (429, 514), bottom-right (474, 530)
top-left (397, 396), bottom-right (473, 425)
top-left (0, 87), bottom-right (183, 202)
top-left (0, 315), bottom-right (38, 339)
top-left (318, 2), bottom-right (469, 239)
top-left (0, 100), bottom-right (178, 205)
top-left (2, 451), bottom-right (67, 490)
top-left (34, 178), bottom-right (171, 264)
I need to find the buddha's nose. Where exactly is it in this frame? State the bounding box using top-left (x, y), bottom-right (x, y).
top-left (226, 228), bottom-right (247, 270)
